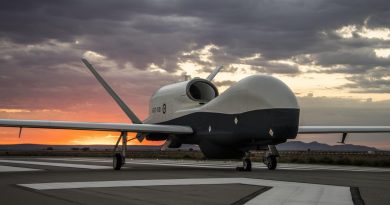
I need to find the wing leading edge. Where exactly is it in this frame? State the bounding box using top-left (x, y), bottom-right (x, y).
top-left (0, 119), bottom-right (193, 134)
top-left (299, 126), bottom-right (390, 134)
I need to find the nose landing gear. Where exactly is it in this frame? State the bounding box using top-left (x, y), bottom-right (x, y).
top-left (263, 145), bottom-right (279, 170)
top-left (264, 155), bottom-right (277, 170)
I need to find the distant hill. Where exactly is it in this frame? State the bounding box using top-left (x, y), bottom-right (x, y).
top-left (0, 141), bottom-right (379, 152)
top-left (277, 141), bottom-right (378, 152)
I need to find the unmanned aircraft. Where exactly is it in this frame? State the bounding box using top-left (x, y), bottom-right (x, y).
top-left (1, 59), bottom-right (390, 171)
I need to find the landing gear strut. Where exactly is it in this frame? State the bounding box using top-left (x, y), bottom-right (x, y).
top-left (263, 145), bottom-right (279, 170)
top-left (236, 152), bottom-right (252, 172)
top-left (112, 131), bottom-right (127, 170)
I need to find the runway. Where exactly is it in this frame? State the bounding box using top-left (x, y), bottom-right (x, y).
top-left (0, 157), bottom-right (389, 205)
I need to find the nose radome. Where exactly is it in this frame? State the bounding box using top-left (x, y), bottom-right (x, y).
top-left (201, 75), bottom-right (299, 114)
top-left (244, 75), bottom-right (299, 109)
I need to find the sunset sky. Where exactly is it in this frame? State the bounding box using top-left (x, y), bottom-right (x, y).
top-left (0, 0), bottom-right (389, 149)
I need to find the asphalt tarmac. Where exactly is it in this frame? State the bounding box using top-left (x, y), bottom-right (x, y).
top-left (0, 157), bottom-right (389, 205)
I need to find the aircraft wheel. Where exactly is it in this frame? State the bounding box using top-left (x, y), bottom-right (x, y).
top-left (113, 153), bottom-right (123, 170)
top-left (266, 155), bottom-right (277, 170)
top-left (243, 158), bottom-right (252, 171)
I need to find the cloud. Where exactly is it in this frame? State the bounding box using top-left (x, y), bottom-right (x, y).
top-left (1, 0), bottom-right (389, 71)
top-left (313, 49), bottom-right (390, 69)
top-left (0, 39), bottom-right (178, 121)
top-left (1, 0), bottom-right (389, 101)
top-left (1, 0), bottom-right (390, 147)
top-left (342, 67), bottom-right (390, 93)
top-left (213, 80), bottom-right (236, 87)
top-left (0, 0), bottom-right (388, 108)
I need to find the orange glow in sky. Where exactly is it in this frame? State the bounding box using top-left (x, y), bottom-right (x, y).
top-left (0, 128), bottom-right (164, 146)
top-left (0, 107), bottom-right (164, 146)
top-left (0, 128), bottom-right (163, 145)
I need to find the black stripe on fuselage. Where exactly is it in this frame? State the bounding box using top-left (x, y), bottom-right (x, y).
top-left (148, 108), bottom-right (300, 159)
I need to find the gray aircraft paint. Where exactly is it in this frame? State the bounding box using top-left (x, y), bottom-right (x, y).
top-left (145, 75), bottom-right (299, 123)
top-left (144, 75), bottom-right (300, 158)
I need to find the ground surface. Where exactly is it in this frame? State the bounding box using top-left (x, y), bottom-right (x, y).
top-left (0, 157), bottom-right (389, 205)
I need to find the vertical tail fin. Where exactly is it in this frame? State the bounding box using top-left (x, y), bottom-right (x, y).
top-left (206, 65), bottom-right (224, 81)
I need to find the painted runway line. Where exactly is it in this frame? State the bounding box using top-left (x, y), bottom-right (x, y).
top-left (0, 159), bottom-right (111, 170)
top-left (0, 165), bottom-right (41, 172)
top-left (37, 157), bottom-right (390, 172)
top-left (19, 177), bottom-right (353, 205)
top-left (38, 158), bottom-right (239, 168)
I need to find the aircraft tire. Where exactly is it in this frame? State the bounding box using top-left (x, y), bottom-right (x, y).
top-left (266, 155), bottom-right (277, 170)
top-left (113, 153), bottom-right (123, 170)
top-left (243, 158), bottom-right (252, 171)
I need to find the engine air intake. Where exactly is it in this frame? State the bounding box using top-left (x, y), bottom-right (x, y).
top-left (186, 78), bottom-right (218, 103)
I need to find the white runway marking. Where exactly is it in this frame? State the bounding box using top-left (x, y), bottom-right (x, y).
top-left (0, 159), bottom-right (111, 170)
top-left (38, 157), bottom-right (390, 172)
top-left (19, 177), bottom-right (353, 205)
top-left (0, 165), bottom-right (41, 172)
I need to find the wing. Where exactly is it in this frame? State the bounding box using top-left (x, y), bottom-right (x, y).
top-left (298, 126), bottom-right (390, 143)
top-left (298, 126), bottom-right (390, 134)
top-left (0, 119), bottom-right (193, 134)
top-left (82, 59), bottom-right (142, 124)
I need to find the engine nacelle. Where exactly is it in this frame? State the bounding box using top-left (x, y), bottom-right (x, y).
top-left (146, 78), bottom-right (218, 123)
top-left (186, 78), bottom-right (219, 103)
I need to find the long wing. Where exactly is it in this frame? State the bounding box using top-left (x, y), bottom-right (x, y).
top-left (299, 126), bottom-right (390, 143)
top-left (0, 119), bottom-right (193, 134)
top-left (298, 126), bottom-right (390, 134)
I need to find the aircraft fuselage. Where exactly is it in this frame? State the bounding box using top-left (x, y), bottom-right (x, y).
top-left (144, 75), bottom-right (300, 159)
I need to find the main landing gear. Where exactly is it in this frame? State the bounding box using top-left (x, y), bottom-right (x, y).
top-left (236, 145), bottom-right (279, 171)
top-left (113, 131), bottom-right (127, 170)
top-left (236, 145), bottom-right (279, 172)
top-left (263, 145), bottom-right (279, 170)
top-left (236, 152), bottom-right (252, 172)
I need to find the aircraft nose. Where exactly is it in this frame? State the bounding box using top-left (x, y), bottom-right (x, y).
top-left (201, 75), bottom-right (299, 114)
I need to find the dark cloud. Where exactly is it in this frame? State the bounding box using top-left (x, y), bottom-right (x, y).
top-left (247, 60), bottom-right (301, 75)
top-left (1, 0), bottom-right (390, 71)
top-left (342, 67), bottom-right (390, 93)
top-left (0, 39), bottom-right (177, 119)
top-left (312, 48), bottom-right (390, 69)
top-left (1, 0), bottom-right (390, 120)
